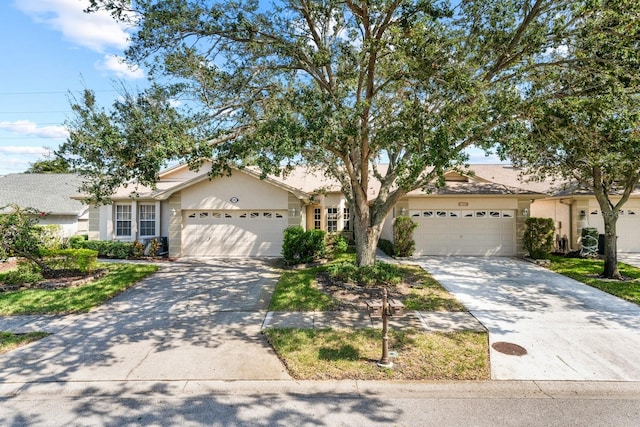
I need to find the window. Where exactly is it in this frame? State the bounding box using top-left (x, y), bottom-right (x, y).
top-left (139, 205), bottom-right (156, 236)
top-left (250, 212), bottom-right (260, 218)
top-left (475, 211), bottom-right (487, 218)
top-left (449, 211), bottom-right (460, 218)
top-left (314, 208), bottom-right (321, 230)
top-left (115, 205), bottom-right (132, 236)
top-left (343, 207), bottom-right (351, 231)
top-left (436, 211), bottom-right (447, 218)
top-left (423, 211), bottom-right (434, 218)
top-left (263, 212), bottom-right (273, 218)
top-left (327, 207), bottom-right (338, 232)
top-left (489, 211), bottom-right (501, 218)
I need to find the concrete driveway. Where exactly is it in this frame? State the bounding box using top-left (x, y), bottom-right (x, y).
top-left (0, 259), bottom-right (290, 387)
top-left (413, 257), bottom-right (640, 381)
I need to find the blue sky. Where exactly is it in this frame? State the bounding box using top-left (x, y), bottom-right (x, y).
top-left (0, 0), bottom-right (501, 176)
top-left (0, 0), bottom-right (145, 175)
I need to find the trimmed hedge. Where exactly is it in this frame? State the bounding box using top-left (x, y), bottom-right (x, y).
top-left (523, 217), bottom-right (555, 259)
top-left (282, 227), bottom-right (327, 265)
top-left (39, 248), bottom-right (99, 273)
top-left (70, 240), bottom-right (138, 259)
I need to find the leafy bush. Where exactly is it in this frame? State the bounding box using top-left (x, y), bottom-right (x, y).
top-left (39, 248), bottom-right (99, 273)
top-left (36, 224), bottom-right (66, 250)
top-left (326, 260), bottom-right (402, 287)
top-left (282, 227), bottom-right (327, 265)
top-left (523, 217), bottom-right (555, 259)
top-left (377, 239), bottom-right (395, 256)
top-left (69, 235), bottom-right (88, 248)
top-left (393, 216), bottom-right (418, 257)
top-left (72, 240), bottom-right (135, 259)
top-left (326, 233), bottom-right (348, 257)
top-left (0, 262), bottom-right (43, 286)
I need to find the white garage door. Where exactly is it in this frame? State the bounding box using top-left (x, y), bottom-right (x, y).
top-left (412, 209), bottom-right (516, 256)
top-left (589, 207), bottom-right (640, 253)
top-left (182, 210), bottom-right (288, 257)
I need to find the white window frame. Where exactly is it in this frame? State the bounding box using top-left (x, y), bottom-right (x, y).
top-left (327, 207), bottom-right (338, 232)
top-left (115, 204), bottom-right (132, 237)
top-left (138, 204), bottom-right (156, 237)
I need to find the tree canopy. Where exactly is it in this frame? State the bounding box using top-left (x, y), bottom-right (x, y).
top-left (64, 0), bottom-right (598, 265)
top-left (500, 0), bottom-right (640, 278)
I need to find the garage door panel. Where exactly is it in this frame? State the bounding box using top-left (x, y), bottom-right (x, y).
top-left (182, 210), bottom-right (287, 257)
top-left (413, 210), bottom-right (516, 256)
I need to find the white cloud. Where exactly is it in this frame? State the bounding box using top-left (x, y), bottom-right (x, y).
top-left (0, 121), bottom-right (69, 139)
top-left (16, 0), bottom-right (131, 52)
top-left (96, 54), bottom-right (145, 79)
top-left (0, 146), bottom-right (50, 155)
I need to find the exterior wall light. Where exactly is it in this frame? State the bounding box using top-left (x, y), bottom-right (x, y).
top-left (400, 207), bottom-right (406, 216)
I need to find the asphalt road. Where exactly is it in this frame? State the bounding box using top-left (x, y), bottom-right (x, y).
top-left (1, 381), bottom-right (639, 426)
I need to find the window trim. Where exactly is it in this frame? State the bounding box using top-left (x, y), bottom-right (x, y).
top-left (115, 204), bottom-right (132, 237)
top-left (138, 204), bottom-right (156, 237)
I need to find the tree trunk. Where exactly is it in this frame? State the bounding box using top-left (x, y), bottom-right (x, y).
top-left (353, 205), bottom-right (382, 267)
top-left (601, 211), bottom-right (622, 279)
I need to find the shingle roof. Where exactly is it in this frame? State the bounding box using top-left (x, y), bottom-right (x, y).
top-left (0, 174), bottom-right (88, 215)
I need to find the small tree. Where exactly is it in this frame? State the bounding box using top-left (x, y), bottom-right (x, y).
top-left (0, 204), bottom-right (52, 275)
top-left (523, 217), bottom-right (555, 259)
top-left (393, 216), bottom-right (418, 258)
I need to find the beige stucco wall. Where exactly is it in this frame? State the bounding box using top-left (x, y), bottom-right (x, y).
top-left (168, 193), bottom-right (182, 258)
top-left (530, 199), bottom-right (572, 248)
top-left (180, 172), bottom-right (289, 210)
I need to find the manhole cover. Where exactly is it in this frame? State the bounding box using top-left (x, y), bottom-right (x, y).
top-left (492, 342), bottom-right (527, 356)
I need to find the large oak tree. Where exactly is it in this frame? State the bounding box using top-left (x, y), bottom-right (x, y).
top-left (501, 0), bottom-right (640, 278)
top-left (63, 1), bottom-right (583, 265)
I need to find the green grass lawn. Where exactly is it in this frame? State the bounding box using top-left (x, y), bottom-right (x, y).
top-left (264, 328), bottom-right (489, 380)
top-left (270, 253), bottom-right (465, 312)
top-left (0, 262), bottom-right (158, 315)
top-left (548, 255), bottom-right (640, 305)
top-left (0, 331), bottom-right (49, 355)
top-left (267, 254), bottom-right (486, 380)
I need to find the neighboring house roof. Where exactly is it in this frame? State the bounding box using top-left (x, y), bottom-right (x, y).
top-left (0, 174), bottom-right (88, 215)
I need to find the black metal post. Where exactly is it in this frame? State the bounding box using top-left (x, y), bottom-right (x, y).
top-left (377, 287), bottom-right (392, 368)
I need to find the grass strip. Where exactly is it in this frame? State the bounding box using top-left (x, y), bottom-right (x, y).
top-left (549, 255), bottom-right (640, 305)
top-left (0, 262), bottom-right (158, 315)
top-left (0, 331), bottom-right (49, 355)
top-left (264, 328), bottom-right (489, 380)
top-left (269, 266), bottom-right (339, 311)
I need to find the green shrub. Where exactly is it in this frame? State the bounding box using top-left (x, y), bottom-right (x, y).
top-left (69, 235), bottom-right (88, 248)
top-left (0, 262), bottom-right (43, 286)
top-left (282, 227), bottom-right (327, 265)
top-left (326, 260), bottom-right (402, 287)
top-left (39, 248), bottom-right (98, 273)
top-left (523, 217), bottom-right (555, 259)
top-left (73, 240), bottom-right (135, 259)
top-left (35, 224), bottom-right (65, 250)
top-left (326, 233), bottom-right (348, 257)
top-left (393, 216), bottom-right (418, 257)
top-left (377, 239), bottom-right (395, 256)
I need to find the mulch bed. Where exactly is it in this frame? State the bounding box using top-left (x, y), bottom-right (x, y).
top-left (315, 272), bottom-right (419, 311)
top-left (0, 262), bottom-right (108, 293)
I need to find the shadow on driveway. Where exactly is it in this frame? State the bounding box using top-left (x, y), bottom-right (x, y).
top-left (413, 256), bottom-right (640, 381)
top-left (0, 259), bottom-right (290, 387)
